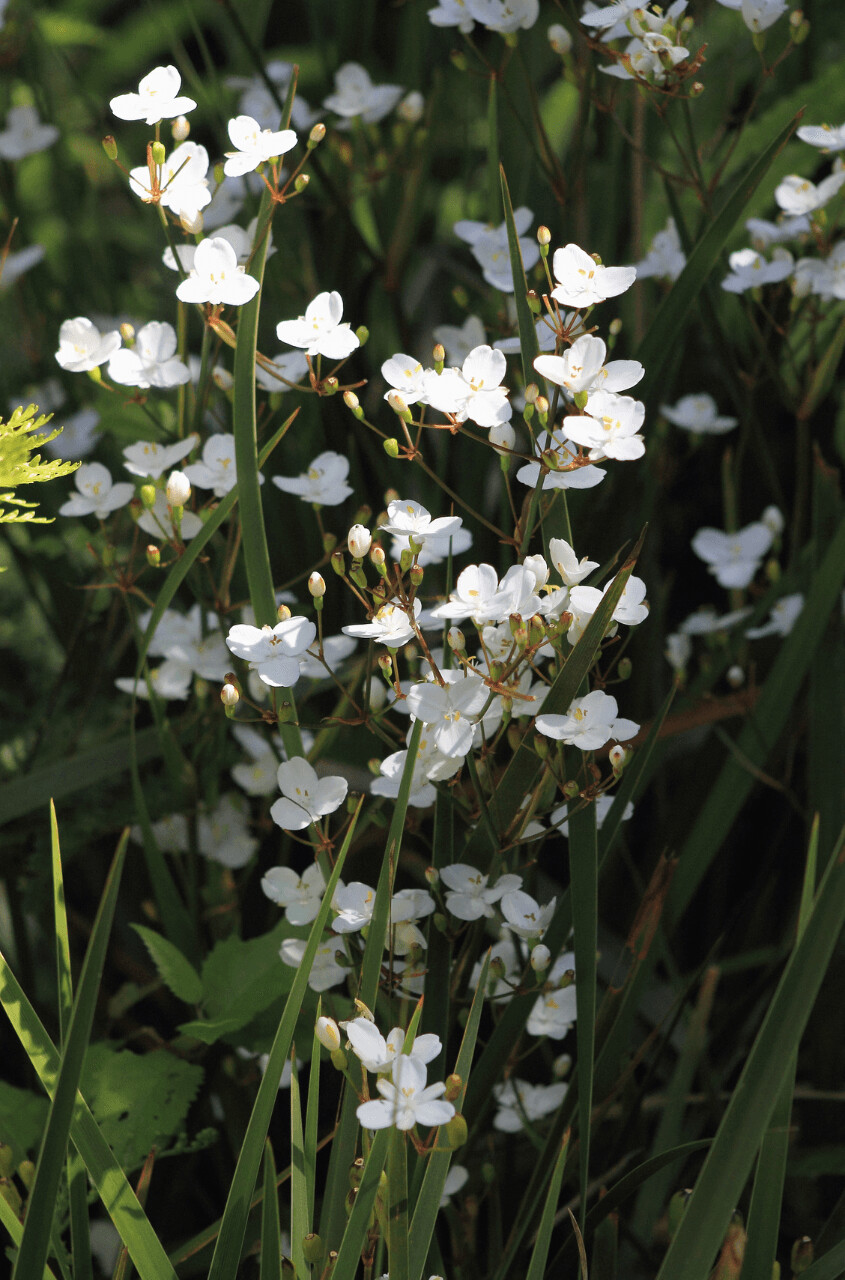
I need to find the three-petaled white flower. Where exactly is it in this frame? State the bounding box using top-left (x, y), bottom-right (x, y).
top-left (423, 345), bottom-right (511, 428)
top-left (660, 394), bottom-right (737, 435)
top-left (356, 1055), bottom-right (455, 1131)
top-left (406, 670), bottom-right (490, 758)
top-left (55, 317), bottom-right (121, 373)
top-left (123, 435), bottom-right (198, 479)
top-left (565, 390), bottom-right (646, 461)
top-left (345, 1017), bottom-right (442, 1074)
top-left (720, 247), bottom-right (794, 293)
top-left (276, 291), bottom-right (360, 360)
top-left (108, 321), bottom-right (190, 389)
top-left (273, 450), bottom-right (354, 506)
top-left (262, 862), bottom-right (328, 923)
top-left (691, 521), bottom-right (773, 589)
top-left (548, 536), bottom-right (599, 586)
top-left (129, 141), bottom-right (210, 223)
top-left (774, 170), bottom-right (845, 217)
top-left (110, 65), bottom-right (197, 125)
top-left (226, 616), bottom-right (317, 687)
top-left (0, 105), bottom-right (59, 160)
top-left (440, 864), bottom-right (523, 921)
top-left (323, 63), bottom-right (403, 124)
top-left (380, 498), bottom-right (464, 548)
top-left (500, 889), bottom-right (556, 939)
top-left (270, 757), bottom-right (348, 831)
top-left (223, 115), bottom-right (297, 177)
top-left (59, 463), bottom-right (134, 520)
top-left (453, 209), bottom-right (540, 292)
top-left (535, 690), bottom-right (639, 751)
top-left (342, 598), bottom-right (421, 648)
top-left (535, 334), bottom-right (643, 399)
top-left (184, 433), bottom-right (249, 496)
top-left (175, 237), bottom-right (260, 306)
top-left (551, 244), bottom-right (637, 308)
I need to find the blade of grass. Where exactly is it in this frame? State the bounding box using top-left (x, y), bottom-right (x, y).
top-left (330, 1129), bottom-right (391, 1280)
top-left (13, 830), bottom-right (128, 1280)
top-left (526, 1132), bottom-right (570, 1280)
top-left (207, 804), bottom-right (358, 1280)
top-left (802, 1241), bottom-right (845, 1280)
top-left (112, 1148), bottom-right (156, 1280)
top-left (304, 1009), bottom-right (321, 1230)
top-left (656, 822), bottom-right (845, 1280)
top-left (500, 164), bottom-right (543, 390)
top-left (387, 1128), bottom-right (409, 1280)
top-left (0, 1192), bottom-right (56, 1279)
top-left (567, 798), bottom-right (597, 1233)
top-left (289, 1052), bottom-right (309, 1280)
top-left (260, 1142), bottom-right (282, 1280)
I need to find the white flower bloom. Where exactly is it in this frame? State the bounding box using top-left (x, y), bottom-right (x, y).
top-left (679, 606), bottom-right (752, 636)
top-left (500, 889), bottom-right (556, 939)
top-left (720, 247), bottom-right (794, 293)
top-left (273, 450), bottom-right (353, 506)
top-left (746, 214), bottom-right (811, 246)
top-left (332, 881), bottom-right (377, 934)
top-left (270, 757), bottom-right (348, 831)
top-left (535, 690), bottom-right (639, 751)
top-left (515, 428), bottom-right (607, 492)
top-left (175, 236), bottom-right (259, 306)
top-left (256, 349), bottom-right (310, 392)
top-left (356, 1056), bottom-right (454, 1131)
top-left (467, 0), bottom-right (540, 34)
top-left (745, 592), bottom-right (804, 639)
top-left (428, 0), bottom-right (476, 32)
top-left (137, 490), bottom-right (203, 542)
top-left (565, 390), bottom-right (646, 462)
top-left (59, 462), bottom-right (134, 519)
top-left (323, 63), bottom-right (403, 124)
top-left (551, 244), bottom-right (637, 308)
top-left (261, 862), bottom-right (328, 924)
top-left (123, 435), bottom-right (197, 480)
top-left (0, 105), bottom-right (59, 160)
top-left (406, 670), bottom-right (490, 758)
top-left (453, 209), bottom-right (540, 292)
top-left (223, 115), bottom-right (297, 177)
top-left (281, 937), bottom-right (346, 992)
top-left (298, 634), bottom-right (358, 680)
top-left (276, 291), bottom-right (359, 360)
top-left (55, 317), bottom-right (121, 373)
top-left (493, 1078), bottom-right (567, 1131)
top-left (550, 795), bottom-right (634, 836)
top-left (714, 0), bottom-right (789, 34)
top-left (691, 522), bottom-right (773, 589)
top-left (433, 314), bottom-right (486, 365)
top-left (441, 864), bottom-right (523, 921)
top-left (660, 393), bottom-right (737, 435)
top-left (548, 537), bottom-right (599, 586)
top-left (440, 1165), bottom-right (469, 1206)
top-left (110, 65), bottom-right (197, 125)
top-left (431, 562), bottom-right (541, 625)
top-left (345, 1018), bottom-right (442, 1074)
top-left (197, 793), bottom-right (258, 868)
top-left (115, 658), bottom-right (193, 702)
top-left (230, 724), bottom-right (281, 795)
top-left (108, 321), bottom-right (190, 389)
top-left (774, 171), bottom-right (845, 217)
top-left (371, 733), bottom-right (462, 807)
top-left (381, 498), bottom-right (464, 548)
top-left (564, 573), bottom-right (649, 646)
top-left (129, 142), bottom-right (210, 223)
top-left (0, 243), bottom-right (44, 288)
top-left (535, 334), bottom-right (643, 398)
top-left (343, 597), bottom-right (421, 648)
top-left (226, 616), bottom-right (317, 688)
top-left (634, 217), bottom-right (686, 281)
top-left (527, 984), bottom-right (578, 1038)
top-left (580, 0), bottom-right (644, 30)
top-left (423, 345), bottom-right (511, 428)
top-left (797, 122), bottom-right (845, 153)
top-left (183, 433), bottom-right (247, 496)
top-left (381, 353), bottom-right (429, 406)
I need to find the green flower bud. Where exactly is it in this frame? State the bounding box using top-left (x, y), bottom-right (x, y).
top-left (330, 1047), bottom-right (348, 1071)
top-left (444, 1073), bottom-right (462, 1102)
top-left (17, 1160), bottom-right (35, 1190)
top-left (0, 1145), bottom-right (13, 1178)
top-left (442, 1114), bottom-right (468, 1149)
top-left (791, 1237), bottom-right (813, 1274)
top-left (383, 437), bottom-right (400, 458)
top-left (0, 1178), bottom-right (22, 1214)
top-left (302, 1234), bottom-right (324, 1264)
top-left (355, 325), bottom-right (369, 347)
top-left (151, 140), bottom-right (166, 167)
top-left (294, 173), bottom-right (310, 193)
top-left (308, 122), bottom-right (327, 148)
top-left (102, 135), bottom-right (118, 161)
top-left (140, 483), bottom-right (157, 509)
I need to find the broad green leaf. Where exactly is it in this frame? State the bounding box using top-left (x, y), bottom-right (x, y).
top-left (0, 1080), bottom-right (48, 1165)
top-left (132, 925), bottom-right (202, 1005)
top-left (13, 832), bottom-right (128, 1280)
top-left (656, 822), bottom-right (845, 1280)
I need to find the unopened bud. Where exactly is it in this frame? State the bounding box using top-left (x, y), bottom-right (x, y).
top-left (354, 325), bottom-right (369, 347)
top-left (146, 544), bottom-right (161, 567)
top-left (315, 1016), bottom-right (341, 1051)
top-left (534, 732), bottom-right (550, 759)
top-left (609, 744), bottom-right (627, 772)
top-left (537, 224), bottom-right (552, 246)
top-left (0, 1179), bottom-right (22, 1215)
top-left (308, 122), bottom-right (326, 148)
top-left (140, 483), bottom-right (157, 509)
top-left (553, 1053), bottom-right (572, 1079)
top-left (302, 1234), bottom-right (324, 1265)
top-left (531, 944), bottom-right (551, 972)
top-left (432, 342), bottom-right (445, 366)
top-left (424, 865), bottom-right (439, 886)
top-left (17, 1158), bottom-right (35, 1190)
top-left (166, 470), bottom-right (191, 506)
top-left (330, 1047), bottom-right (348, 1071)
top-left (447, 627), bottom-right (465, 651)
top-left (294, 173), bottom-right (310, 193)
top-left (102, 135), bottom-right (118, 161)
top-left (348, 524), bottom-right (372, 558)
top-left (0, 1146), bottom-right (13, 1178)
top-left (450, 49), bottom-right (468, 72)
top-left (308, 571), bottom-right (326, 598)
top-left (443, 1113), bottom-right (468, 1148)
top-left (398, 91), bottom-right (424, 124)
top-left (172, 114), bottom-right (190, 142)
top-left (344, 390), bottom-right (363, 418)
top-left (221, 682), bottom-right (239, 708)
top-left (727, 664), bottom-right (744, 688)
top-left (151, 140), bottom-right (166, 167)
top-left (617, 657), bottom-right (632, 680)
top-left (120, 322), bottom-right (135, 345)
top-left (378, 652), bottom-right (393, 676)
top-left (548, 22), bottom-right (572, 55)
top-left (213, 161), bottom-right (225, 186)
top-left (791, 1237), bottom-right (813, 1273)
top-left (535, 395), bottom-right (549, 417)
top-left (331, 549), bottom-right (346, 577)
top-left (277, 604), bottom-right (292, 622)
top-left (370, 545), bottom-right (386, 572)
top-left (383, 437), bottom-right (400, 458)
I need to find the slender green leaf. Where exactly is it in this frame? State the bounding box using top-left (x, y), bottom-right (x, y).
top-left (803, 1241), bottom-right (845, 1280)
top-left (260, 1142), bottom-right (282, 1280)
top-left (330, 1129), bottom-right (391, 1280)
top-left (0, 1191), bottom-right (56, 1280)
top-left (289, 1053), bottom-right (309, 1280)
top-left (526, 1133), bottom-right (570, 1280)
top-left (500, 164), bottom-right (543, 390)
top-left (304, 1008), bottom-right (321, 1230)
top-left (207, 805), bottom-right (358, 1280)
top-left (50, 802), bottom-right (72, 1042)
top-left (656, 823), bottom-right (845, 1280)
top-left (568, 799), bottom-right (597, 1232)
top-left (13, 831), bottom-right (128, 1280)
top-left (388, 1127), bottom-right (409, 1280)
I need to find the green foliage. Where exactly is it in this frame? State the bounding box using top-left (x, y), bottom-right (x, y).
top-left (0, 405), bottom-right (78, 525)
top-left (0, 1080), bottom-right (49, 1165)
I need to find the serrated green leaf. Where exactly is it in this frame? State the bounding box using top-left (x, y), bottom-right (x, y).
top-left (132, 925), bottom-right (203, 1005)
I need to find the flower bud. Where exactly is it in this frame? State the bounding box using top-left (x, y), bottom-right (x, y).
top-left (424, 865), bottom-right (439, 887)
top-left (383, 437), bottom-right (400, 458)
top-left (308, 571), bottom-right (326, 598)
top-left (410, 563), bottom-right (424, 588)
top-left (120, 322), bottom-right (135, 345)
top-left (447, 627), bottom-right (465, 652)
top-left (442, 1114), bottom-right (468, 1149)
top-left (172, 114), bottom-right (190, 142)
top-left (308, 122), bottom-right (327, 148)
top-left (531, 944), bottom-right (551, 972)
top-left (0, 1146), bottom-right (13, 1179)
top-left (166, 470), bottom-right (191, 506)
top-left (370, 545), bottom-right (386, 573)
top-left (355, 325), bottom-right (369, 347)
top-left (548, 23), bottom-right (572, 55)
top-left (140, 483), bottom-right (157, 509)
top-left (791, 1237), bottom-right (813, 1274)
top-left (727, 665), bottom-right (744, 688)
top-left (535, 394), bottom-right (549, 417)
top-left (277, 604), bottom-right (292, 622)
top-left (294, 173), bottom-right (310, 193)
top-left (450, 49), bottom-right (468, 72)
top-left (302, 1234), bottom-right (324, 1265)
top-left (344, 390), bottom-right (363, 418)
top-left (146, 544), bottom-right (161, 567)
top-left (221, 682), bottom-right (239, 708)
top-left (378, 652), bottom-right (393, 676)
top-left (315, 1015), bottom-right (341, 1051)
top-left (387, 390), bottom-right (410, 419)
top-left (151, 140), bottom-right (167, 167)
top-left (398, 91), bottom-right (424, 123)
top-left (553, 1053), bottom-right (572, 1079)
top-left (609, 744), bottom-right (627, 772)
top-left (617, 657), bottom-right (632, 680)
top-left (432, 342), bottom-right (445, 367)
top-left (102, 135), bottom-right (118, 161)
top-left (331, 549), bottom-right (346, 577)
top-left (17, 1160), bottom-right (35, 1189)
top-left (330, 1047), bottom-right (348, 1071)
top-left (348, 524), bottom-right (372, 558)
top-left (0, 1179), bottom-right (22, 1215)
top-left (537, 225), bottom-right (552, 246)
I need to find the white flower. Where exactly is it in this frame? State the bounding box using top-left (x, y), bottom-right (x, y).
top-left (110, 65), bottom-right (197, 125)
top-left (137, 491), bottom-right (203, 542)
top-left (428, 0), bottom-right (476, 32)
top-left (55, 317), bottom-right (121, 373)
top-left (0, 105), bottom-right (59, 160)
top-left (323, 63), bottom-right (403, 124)
top-left (467, 0), bottom-right (540, 34)
top-left (272, 450), bottom-right (354, 506)
top-left (230, 724), bottom-right (281, 796)
top-left (371, 734), bottom-right (462, 808)
top-left (500, 889), bottom-right (556, 939)
top-left (223, 115), bottom-right (297, 177)
top-left (721, 247), bottom-right (794, 293)
top-left (342, 598), bottom-right (421, 648)
top-left (332, 882), bottom-right (377, 934)
top-left (634, 217), bottom-right (686, 281)
top-left (356, 1056), bottom-right (455, 1131)
top-left (431, 562), bottom-right (541, 625)
top-left (108, 321), bottom-right (190, 389)
top-left (381, 499), bottom-right (464, 548)
top-left (679, 606), bottom-right (752, 636)
top-left (129, 142), bottom-right (210, 224)
top-left (183, 433), bottom-right (247, 496)
top-left (493, 1078), bottom-right (567, 1131)
top-left (381, 353), bottom-right (429, 406)
top-left (226, 616), bottom-right (317, 687)
top-left (550, 795), bottom-right (634, 836)
top-left (534, 334), bottom-right (643, 398)
top-left (580, 0), bottom-right (645, 30)
top-left (691, 522), bottom-right (773, 589)
top-left (548, 537), bottom-right (599, 586)
top-left (746, 592), bottom-right (804, 639)
top-left (440, 1165), bottom-right (469, 1206)
top-left (281, 937), bottom-right (346, 992)
top-left (441, 864), bottom-right (523, 921)
top-left (0, 243), bottom-right (44, 288)
top-left (276, 291), bottom-right (359, 360)
top-left (660, 394), bottom-right (737, 435)
top-left (256, 349), bottom-right (310, 392)
top-left (270, 758), bottom-right (348, 832)
top-left (535, 690), bottom-right (639, 751)
top-left (796, 122), bottom-right (845, 153)
top-left (714, 0), bottom-right (789, 34)
top-left (59, 463), bottom-right (134, 519)
top-left (175, 236), bottom-right (260, 306)
top-left (453, 209), bottom-right (540, 293)
top-left (515, 428), bottom-right (606, 492)
top-left (433, 314), bottom-right (486, 365)
top-left (262, 862), bottom-right (328, 923)
top-left (123, 435), bottom-right (197, 480)
top-left (298, 634), bottom-right (357, 680)
top-left (423, 345), bottom-right (511, 428)
top-left (197, 793), bottom-right (258, 868)
top-left (345, 1018), bottom-right (442, 1074)
top-left (746, 214), bottom-right (811, 246)
top-left (406, 671), bottom-right (491, 758)
top-left (564, 390), bottom-right (645, 461)
top-left (527, 984), bottom-right (578, 1038)
top-left (551, 244), bottom-right (637, 308)
top-left (666, 631), bottom-right (692, 671)
top-left (115, 658), bottom-right (192, 702)
top-left (774, 170), bottom-right (845, 217)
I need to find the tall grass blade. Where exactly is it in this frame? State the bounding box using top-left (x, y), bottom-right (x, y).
top-left (568, 798), bottom-right (598, 1231)
top-left (330, 1129), bottom-right (391, 1280)
top-left (0, 1191), bottom-right (56, 1279)
top-left (260, 1142), bottom-right (282, 1280)
top-left (525, 1132), bottom-right (570, 1280)
top-left (289, 1053), bottom-right (309, 1280)
top-left (500, 164), bottom-right (542, 389)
